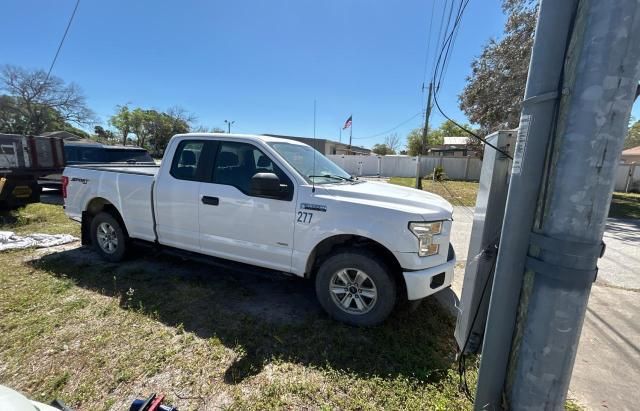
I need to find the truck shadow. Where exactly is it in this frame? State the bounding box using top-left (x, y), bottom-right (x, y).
top-left (30, 246), bottom-right (458, 385)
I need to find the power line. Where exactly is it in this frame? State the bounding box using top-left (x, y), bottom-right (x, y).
top-left (421, 0), bottom-right (438, 90)
top-left (351, 112), bottom-right (422, 140)
top-left (432, 0), bottom-right (469, 93)
top-left (46, 0), bottom-right (81, 80)
top-left (425, 0), bottom-right (514, 159)
top-left (437, 1), bottom-right (466, 92)
top-left (432, 0), bottom-right (450, 82)
top-left (432, 92), bottom-right (513, 159)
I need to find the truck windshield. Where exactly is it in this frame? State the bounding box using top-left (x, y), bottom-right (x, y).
top-left (269, 142), bottom-right (353, 184)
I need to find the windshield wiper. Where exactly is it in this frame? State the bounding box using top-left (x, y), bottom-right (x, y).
top-left (308, 174), bottom-right (356, 182)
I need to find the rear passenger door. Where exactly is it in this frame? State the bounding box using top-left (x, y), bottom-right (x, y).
top-left (155, 139), bottom-right (216, 252)
top-left (198, 141), bottom-right (296, 272)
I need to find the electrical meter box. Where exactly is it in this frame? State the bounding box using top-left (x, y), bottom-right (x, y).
top-left (454, 130), bottom-right (516, 354)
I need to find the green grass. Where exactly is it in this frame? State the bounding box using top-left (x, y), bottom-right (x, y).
top-left (0, 203), bottom-right (587, 410)
top-left (609, 192), bottom-right (640, 219)
top-left (0, 203), bottom-right (80, 236)
top-left (389, 178), bottom-right (639, 221)
top-left (0, 204), bottom-right (478, 410)
top-left (388, 178), bottom-right (478, 207)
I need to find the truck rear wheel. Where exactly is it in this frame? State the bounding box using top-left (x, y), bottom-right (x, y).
top-left (90, 212), bottom-right (128, 262)
top-left (315, 249), bottom-right (397, 326)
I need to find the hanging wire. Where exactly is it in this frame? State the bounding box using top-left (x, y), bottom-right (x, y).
top-left (351, 112), bottom-right (422, 140)
top-left (46, 0), bottom-right (81, 81)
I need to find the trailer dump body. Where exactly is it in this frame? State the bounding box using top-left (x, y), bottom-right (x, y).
top-left (0, 134), bottom-right (65, 207)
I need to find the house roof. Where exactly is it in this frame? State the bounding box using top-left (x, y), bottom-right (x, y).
top-left (621, 145), bottom-right (640, 155)
top-left (443, 136), bottom-right (469, 145)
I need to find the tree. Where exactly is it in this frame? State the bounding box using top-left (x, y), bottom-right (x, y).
top-left (130, 108), bottom-right (153, 148)
top-left (109, 105), bottom-right (133, 145)
top-left (459, 0), bottom-right (537, 133)
top-left (435, 119), bottom-right (474, 138)
top-left (110, 104), bottom-right (194, 152)
top-left (384, 133), bottom-right (401, 153)
top-left (405, 119), bottom-right (479, 156)
top-left (94, 125), bottom-right (115, 143)
top-left (166, 106), bottom-right (196, 129)
top-left (192, 125), bottom-right (226, 133)
top-left (625, 119), bottom-right (640, 149)
top-left (372, 143), bottom-right (395, 155)
top-left (0, 65), bottom-right (94, 135)
top-left (406, 128), bottom-right (440, 156)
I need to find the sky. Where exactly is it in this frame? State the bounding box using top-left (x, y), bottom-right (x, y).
top-left (3, 1), bottom-right (512, 148)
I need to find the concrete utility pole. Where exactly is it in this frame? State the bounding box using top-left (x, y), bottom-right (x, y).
top-left (475, 0), bottom-right (640, 409)
top-left (416, 82), bottom-right (433, 189)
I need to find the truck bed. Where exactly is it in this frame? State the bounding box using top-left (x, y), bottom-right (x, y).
top-left (67, 164), bottom-right (160, 176)
top-left (64, 164), bottom-right (158, 242)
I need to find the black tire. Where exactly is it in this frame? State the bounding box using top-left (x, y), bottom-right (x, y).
top-left (315, 248), bottom-right (397, 326)
top-left (90, 212), bottom-right (128, 262)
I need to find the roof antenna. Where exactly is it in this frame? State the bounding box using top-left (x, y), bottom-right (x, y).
top-left (312, 99), bottom-right (317, 193)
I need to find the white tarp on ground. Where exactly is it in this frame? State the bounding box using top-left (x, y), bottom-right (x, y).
top-left (0, 231), bottom-right (77, 251)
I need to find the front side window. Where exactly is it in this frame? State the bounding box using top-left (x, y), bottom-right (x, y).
top-left (269, 142), bottom-right (352, 184)
top-left (213, 141), bottom-right (292, 199)
top-left (170, 140), bottom-right (206, 181)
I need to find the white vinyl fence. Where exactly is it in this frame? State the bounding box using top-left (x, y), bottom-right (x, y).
top-left (328, 155), bottom-right (640, 191)
top-left (614, 163), bottom-right (640, 192)
top-left (328, 155), bottom-right (483, 181)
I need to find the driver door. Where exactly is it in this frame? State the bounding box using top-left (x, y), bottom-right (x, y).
top-left (198, 141), bottom-right (296, 272)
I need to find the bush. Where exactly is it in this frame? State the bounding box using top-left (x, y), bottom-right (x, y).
top-left (428, 166), bottom-right (447, 182)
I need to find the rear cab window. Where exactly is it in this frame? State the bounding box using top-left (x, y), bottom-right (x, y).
top-left (170, 140), bottom-right (216, 181)
top-left (105, 149), bottom-right (154, 163)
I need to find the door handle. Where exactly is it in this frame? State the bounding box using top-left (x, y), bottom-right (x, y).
top-left (201, 196), bottom-right (219, 206)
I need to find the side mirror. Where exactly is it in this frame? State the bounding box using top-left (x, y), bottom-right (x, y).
top-left (251, 172), bottom-right (285, 198)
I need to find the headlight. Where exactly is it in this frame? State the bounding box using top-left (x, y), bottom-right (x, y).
top-left (409, 221), bottom-right (443, 256)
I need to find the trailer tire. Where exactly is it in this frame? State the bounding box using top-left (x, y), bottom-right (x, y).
top-left (90, 212), bottom-right (128, 262)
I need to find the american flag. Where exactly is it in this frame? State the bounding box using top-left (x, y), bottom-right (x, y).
top-left (343, 115), bottom-right (352, 129)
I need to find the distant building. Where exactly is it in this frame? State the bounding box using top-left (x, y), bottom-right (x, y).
top-left (429, 136), bottom-right (481, 157)
top-left (621, 146), bottom-right (640, 163)
top-left (262, 134), bottom-right (371, 155)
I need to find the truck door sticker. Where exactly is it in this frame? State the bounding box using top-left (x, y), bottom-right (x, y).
top-left (297, 211), bottom-right (313, 224)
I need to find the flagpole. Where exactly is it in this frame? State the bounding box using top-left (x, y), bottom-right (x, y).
top-left (339, 127), bottom-right (342, 143)
top-left (349, 114), bottom-right (352, 155)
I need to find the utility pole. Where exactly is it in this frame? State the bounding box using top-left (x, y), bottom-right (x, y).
top-left (475, 0), bottom-right (640, 409)
top-left (416, 82), bottom-right (433, 189)
top-left (224, 119), bottom-right (235, 134)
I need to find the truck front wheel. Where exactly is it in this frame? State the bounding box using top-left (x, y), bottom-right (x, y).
top-left (90, 212), bottom-right (128, 262)
top-left (315, 249), bottom-right (397, 326)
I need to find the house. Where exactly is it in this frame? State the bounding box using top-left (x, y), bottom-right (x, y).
top-left (262, 134), bottom-right (371, 155)
top-left (621, 146), bottom-right (640, 163)
top-left (429, 136), bottom-right (481, 157)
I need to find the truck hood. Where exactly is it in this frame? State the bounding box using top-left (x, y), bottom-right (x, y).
top-left (321, 181), bottom-right (453, 220)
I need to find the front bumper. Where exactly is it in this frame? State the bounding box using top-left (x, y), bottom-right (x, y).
top-left (402, 248), bottom-right (456, 300)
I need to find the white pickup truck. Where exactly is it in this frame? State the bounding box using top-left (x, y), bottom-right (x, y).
top-left (63, 134), bottom-right (455, 326)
